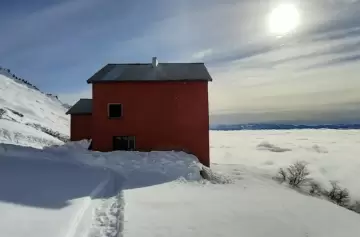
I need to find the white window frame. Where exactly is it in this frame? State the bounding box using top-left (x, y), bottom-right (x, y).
top-left (108, 103), bottom-right (123, 118)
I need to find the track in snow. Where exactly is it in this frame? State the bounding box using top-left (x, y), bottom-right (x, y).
top-left (68, 171), bottom-right (125, 237)
top-left (0, 155), bottom-right (124, 237)
top-left (89, 192), bottom-right (125, 237)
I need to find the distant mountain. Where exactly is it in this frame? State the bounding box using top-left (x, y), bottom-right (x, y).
top-left (210, 123), bottom-right (360, 130)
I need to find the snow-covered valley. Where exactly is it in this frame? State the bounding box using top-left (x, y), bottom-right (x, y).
top-left (211, 130), bottom-right (360, 200)
top-left (125, 130), bottom-right (360, 237)
top-left (1, 130), bottom-right (360, 237)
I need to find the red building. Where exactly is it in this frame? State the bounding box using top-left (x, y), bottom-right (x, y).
top-left (66, 57), bottom-right (212, 166)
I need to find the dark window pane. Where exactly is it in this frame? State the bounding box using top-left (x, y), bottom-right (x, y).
top-left (113, 136), bottom-right (135, 151)
top-left (109, 104), bottom-right (122, 118)
top-left (113, 136), bottom-right (128, 150)
top-left (128, 136), bottom-right (135, 149)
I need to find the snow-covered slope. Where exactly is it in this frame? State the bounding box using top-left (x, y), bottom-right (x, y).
top-left (0, 69), bottom-right (69, 147)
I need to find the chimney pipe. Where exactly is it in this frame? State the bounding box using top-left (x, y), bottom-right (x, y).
top-left (152, 57), bottom-right (158, 67)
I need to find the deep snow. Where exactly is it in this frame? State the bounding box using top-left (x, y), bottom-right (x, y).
top-left (124, 172), bottom-right (360, 237)
top-left (0, 155), bottom-right (114, 237)
top-left (124, 129), bottom-right (360, 237)
top-left (1, 130), bottom-right (360, 237)
top-left (0, 140), bottom-right (201, 237)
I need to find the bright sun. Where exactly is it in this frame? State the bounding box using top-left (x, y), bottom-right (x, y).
top-left (268, 4), bottom-right (300, 36)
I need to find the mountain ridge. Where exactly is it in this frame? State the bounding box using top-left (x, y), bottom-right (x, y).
top-left (211, 123), bottom-right (360, 130)
top-left (0, 67), bottom-right (71, 109)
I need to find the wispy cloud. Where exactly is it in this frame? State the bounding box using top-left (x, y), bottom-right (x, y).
top-left (305, 53), bottom-right (360, 69)
top-left (192, 49), bottom-right (213, 60)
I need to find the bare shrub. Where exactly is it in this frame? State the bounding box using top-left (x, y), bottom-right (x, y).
top-left (287, 161), bottom-right (312, 188)
top-left (275, 168), bottom-right (287, 183)
top-left (309, 181), bottom-right (323, 196)
top-left (200, 166), bottom-right (233, 184)
top-left (25, 123), bottom-right (69, 143)
top-left (349, 201), bottom-right (360, 214)
top-left (326, 181), bottom-right (350, 207)
top-left (274, 161), bottom-right (311, 188)
top-left (273, 164), bottom-right (360, 215)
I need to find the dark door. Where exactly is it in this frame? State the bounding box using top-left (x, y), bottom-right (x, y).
top-left (113, 136), bottom-right (135, 151)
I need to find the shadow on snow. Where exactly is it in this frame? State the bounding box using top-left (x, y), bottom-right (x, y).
top-left (0, 153), bottom-right (183, 209)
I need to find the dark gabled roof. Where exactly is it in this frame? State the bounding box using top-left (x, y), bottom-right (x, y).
top-left (65, 99), bottom-right (92, 115)
top-left (87, 63), bottom-right (213, 83)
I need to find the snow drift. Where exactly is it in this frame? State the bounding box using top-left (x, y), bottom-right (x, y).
top-left (0, 140), bottom-right (202, 237)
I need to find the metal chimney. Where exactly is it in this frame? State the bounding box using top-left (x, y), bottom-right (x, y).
top-left (152, 57), bottom-right (158, 67)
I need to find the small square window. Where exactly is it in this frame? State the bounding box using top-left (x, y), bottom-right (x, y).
top-left (108, 104), bottom-right (122, 118)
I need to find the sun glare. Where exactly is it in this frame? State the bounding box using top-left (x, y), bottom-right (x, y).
top-left (268, 4), bottom-right (300, 36)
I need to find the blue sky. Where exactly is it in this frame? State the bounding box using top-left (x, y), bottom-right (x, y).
top-left (1, 0), bottom-right (360, 124)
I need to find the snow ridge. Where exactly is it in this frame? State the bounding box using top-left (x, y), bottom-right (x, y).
top-left (0, 67), bottom-right (70, 108)
top-left (0, 67), bottom-right (40, 91)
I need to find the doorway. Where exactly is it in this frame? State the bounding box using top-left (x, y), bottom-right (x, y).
top-left (113, 136), bottom-right (135, 151)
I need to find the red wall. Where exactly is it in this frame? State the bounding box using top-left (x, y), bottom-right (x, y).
top-left (70, 114), bottom-right (92, 141)
top-left (91, 81), bottom-right (210, 166)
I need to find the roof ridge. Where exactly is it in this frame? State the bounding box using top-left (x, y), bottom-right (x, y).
top-left (108, 63), bottom-right (150, 65)
top-left (87, 63), bottom-right (213, 84)
top-left (159, 62), bottom-right (205, 64)
top-left (107, 62), bottom-right (205, 65)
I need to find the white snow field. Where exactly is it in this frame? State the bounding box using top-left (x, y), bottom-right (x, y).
top-left (124, 129), bottom-right (360, 237)
top-left (0, 72), bottom-right (69, 147)
top-left (0, 155), bottom-right (113, 237)
top-left (210, 129), bottom-right (360, 200)
top-left (1, 130), bottom-right (360, 237)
